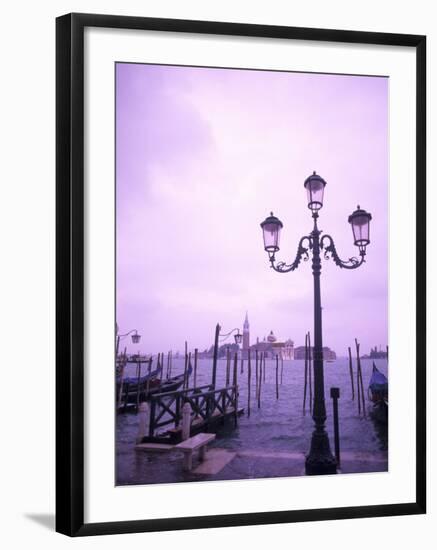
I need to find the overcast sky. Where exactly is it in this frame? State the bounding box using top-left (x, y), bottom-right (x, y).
top-left (116, 63), bottom-right (388, 356)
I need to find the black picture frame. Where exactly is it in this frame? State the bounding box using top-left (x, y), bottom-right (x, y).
top-left (56, 12), bottom-right (426, 537)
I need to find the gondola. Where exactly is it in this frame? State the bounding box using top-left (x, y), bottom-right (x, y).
top-left (368, 362), bottom-right (388, 423)
top-left (117, 365), bottom-right (192, 405)
top-left (117, 367), bottom-right (162, 389)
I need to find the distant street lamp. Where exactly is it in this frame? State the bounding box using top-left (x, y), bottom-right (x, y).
top-left (115, 324), bottom-right (141, 356)
top-left (260, 171), bottom-right (372, 475)
top-left (211, 325), bottom-right (242, 387)
top-left (220, 328), bottom-right (243, 345)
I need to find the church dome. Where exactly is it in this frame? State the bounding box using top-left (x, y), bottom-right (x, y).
top-left (267, 330), bottom-right (277, 343)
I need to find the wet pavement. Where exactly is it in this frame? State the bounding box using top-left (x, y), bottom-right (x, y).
top-left (120, 441), bottom-right (388, 485)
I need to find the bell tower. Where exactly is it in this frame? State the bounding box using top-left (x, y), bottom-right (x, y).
top-left (243, 312), bottom-right (250, 356)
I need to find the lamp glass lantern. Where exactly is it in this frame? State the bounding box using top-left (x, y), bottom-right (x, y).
top-left (260, 212), bottom-right (283, 253)
top-left (304, 171), bottom-right (327, 212)
top-left (348, 206), bottom-right (372, 248)
top-left (234, 331), bottom-right (242, 345)
top-left (131, 332), bottom-right (141, 344)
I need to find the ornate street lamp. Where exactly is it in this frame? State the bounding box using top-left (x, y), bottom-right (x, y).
top-left (131, 331), bottom-right (141, 344)
top-left (115, 326), bottom-right (142, 409)
top-left (304, 171), bottom-right (326, 212)
top-left (260, 213), bottom-right (283, 253)
top-left (348, 206), bottom-right (372, 253)
top-left (115, 325), bottom-right (141, 356)
top-left (260, 172), bottom-right (372, 475)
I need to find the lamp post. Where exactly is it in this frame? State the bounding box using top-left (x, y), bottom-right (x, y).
top-left (115, 324), bottom-right (141, 357)
top-left (260, 171), bottom-right (372, 475)
top-left (115, 325), bottom-right (142, 409)
top-left (211, 325), bottom-right (242, 388)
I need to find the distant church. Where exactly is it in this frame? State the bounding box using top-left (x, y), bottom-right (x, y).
top-left (241, 312), bottom-right (294, 360)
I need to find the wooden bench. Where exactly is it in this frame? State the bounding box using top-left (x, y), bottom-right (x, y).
top-left (175, 433), bottom-right (216, 471)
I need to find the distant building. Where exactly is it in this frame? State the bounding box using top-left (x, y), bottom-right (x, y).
top-left (283, 339), bottom-right (295, 360)
top-left (248, 330), bottom-right (294, 359)
top-left (367, 345), bottom-right (388, 359)
top-left (294, 346), bottom-right (336, 361)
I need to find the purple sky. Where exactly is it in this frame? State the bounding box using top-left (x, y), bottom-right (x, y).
top-left (116, 63), bottom-right (388, 356)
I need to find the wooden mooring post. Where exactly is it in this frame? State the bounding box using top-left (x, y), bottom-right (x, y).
top-left (226, 346), bottom-right (230, 386)
top-left (330, 387), bottom-right (341, 466)
top-left (348, 346), bottom-right (355, 400)
top-left (308, 331), bottom-right (313, 411)
top-left (233, 352), bottom-right (238, 427)
top-left (158, 353), bottom-right (163, 391)
top-left (233, 352), bottom-right (238, 386)
top-left (194, 348), bottom-right (198, 388)
top-left (166, 351), bottom-right (170, 379)
top-left (117, 346), bottom-right (127, 409)
top-left (356, 346), bottom-right (361, 415)
top-left (135, 357), bottom-right (142, 413)
top-left (303, 333), bottom-right (308, 413)
top-left (255, 349), bottom-right (259, 395)
top-left (145, 357), bottom-right (152, 403)
top-left (247, 348), bottom-right (251, 417)
top-left (187, 352), bottom-right (193, 388)
top-left (355, 339), bottom-right (366, 417)
top-left (275, 354), bottom-right (279, 399)
top-left (212, 324), bottom-right (220, 388)
top-left (184, 341), bottom-right (188, 389)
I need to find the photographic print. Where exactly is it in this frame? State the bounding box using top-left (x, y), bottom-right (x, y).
top-left (115, 62), bottom-right (389, 486)
top-left (56, 14), bottom-right (426, 535)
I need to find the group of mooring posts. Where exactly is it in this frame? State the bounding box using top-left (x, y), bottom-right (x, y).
top-left (182, 341), bottom-right (199, 390)
top-left (116, 349), bottom-right (156, 412)
top-left (167, 342), bottom-right (202, 390)
top-left (244, 348), bottom-right (284, 417)
top-left (117, 347), bottom-right (190, 413)
top-left (302, 331), bottom-right (313, 414)
top-left (301, 333), bottom-right (372, 422)
top-left (347, 338), bottom-right (366, 418)
top-left (121, 323), bottom-right (292, 420)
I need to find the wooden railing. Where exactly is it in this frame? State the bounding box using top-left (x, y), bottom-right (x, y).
top-left (148, 385), bottom-right (238, 438)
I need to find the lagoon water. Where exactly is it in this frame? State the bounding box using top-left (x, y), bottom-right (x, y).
top-left (116, 357), bottom-right (388, 484)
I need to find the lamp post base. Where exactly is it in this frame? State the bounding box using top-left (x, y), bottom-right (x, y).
top-left (305, 430), bottom-right (338, 475)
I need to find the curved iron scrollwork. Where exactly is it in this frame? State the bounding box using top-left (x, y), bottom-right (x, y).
top-left (320, 234), bottom-right (365, 270)
top-left (269, 236), bottom-right (312, 273)
top-left (219, 328), bottom-right (240, 342)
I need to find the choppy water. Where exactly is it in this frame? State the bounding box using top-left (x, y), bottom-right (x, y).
top-left (116, 357), bottom-right (388, 484)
